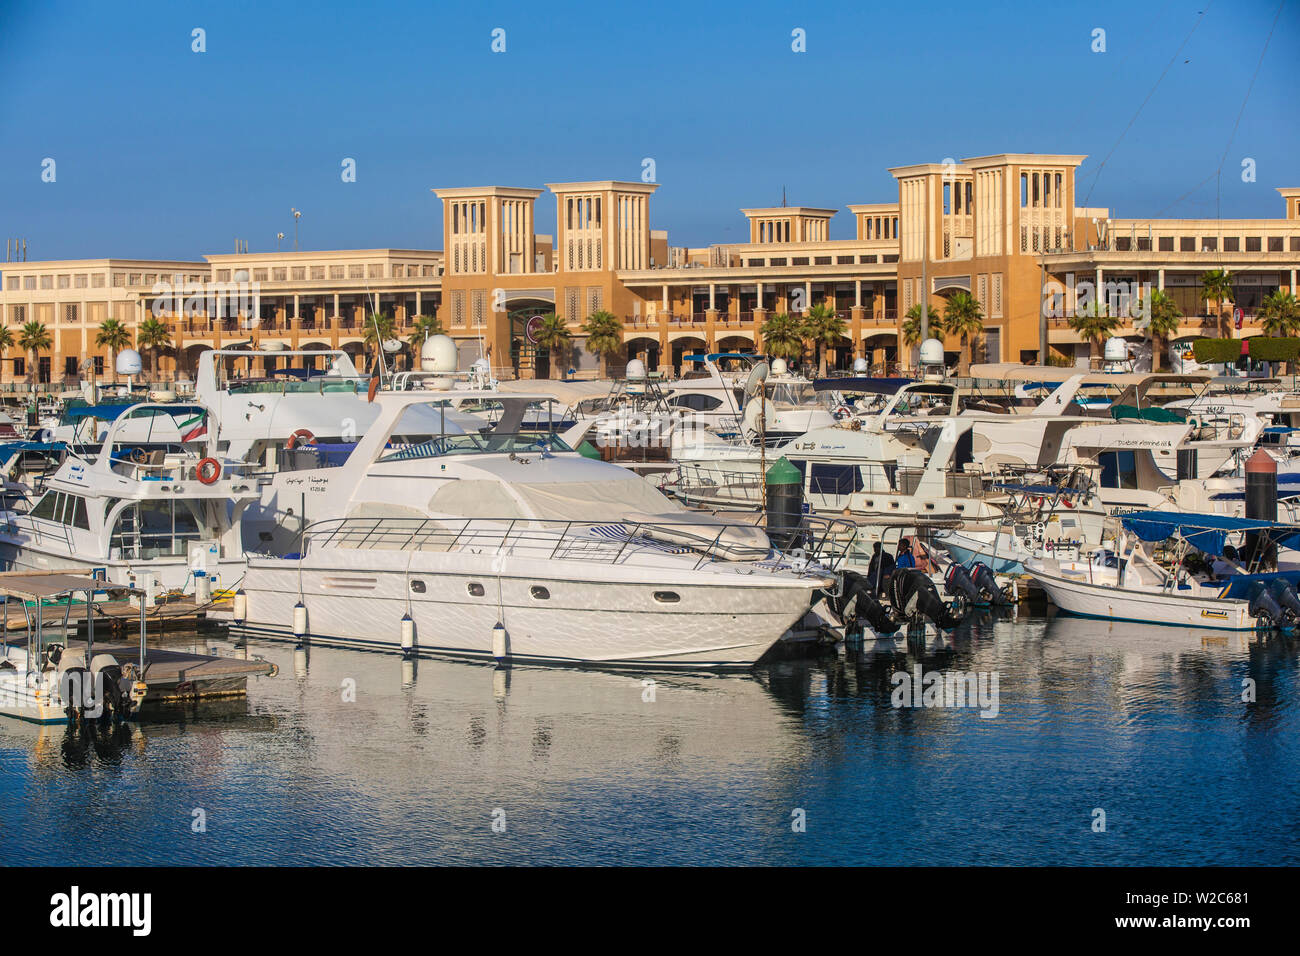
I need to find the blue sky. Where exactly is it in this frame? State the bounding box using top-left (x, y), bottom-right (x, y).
top-left (1, 0), bottom-right (1296, 260)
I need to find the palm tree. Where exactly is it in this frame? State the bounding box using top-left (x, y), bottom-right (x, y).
top-left (406, 314), bottom-right (444, 349)
top-left (941, 291), bottom-right (984, 373)
top-left (1133, 289), bottom-right (1181, 372)
top-left (95, 318), bottom-right (133, 383)
top-left (901, 304), bottom-right (941, 346)
top-left (362, 313), bottom-right (397, 374)
top-left (532, 313), bottom-right (572, 379)
top-left (1200, 268), bottom-right (1235, 336)
top-left (759, 312), bottom-right (804, 363)
top-left (1259, 289), bottom-right (1300, 337)
top-left (581, 309), bottom-right (623, 378)
top-left (17, 320), bottom-right (52, 386)
top-left (136, 316), bottom-right (172, 379)
top-left (1067, 301), bottom-right (1120, 364)
top-left (0, 326), bottom-right (12, 381)
top-left (802, 303), bottom-right (846, 376)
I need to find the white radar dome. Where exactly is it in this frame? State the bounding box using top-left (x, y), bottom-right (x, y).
top-left (420, 334), bottom-right (458, 373)
top-left (918, 339), bottom-right (944, 365)
top-left (116, 349), bottom-right (142, 376)
top-left (771, 357), bottom-right (788, 375)
top-left (626, 358), bottom-right (647, 380)
top-left (1103, 337), bottom-right (1128, 362)
top-left (853, 357), bottom-right (868, 373)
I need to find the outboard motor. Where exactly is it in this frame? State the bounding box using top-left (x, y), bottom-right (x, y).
top-left (54, 648), bottom-right (94, 721)
top-left (891, 569), bottom-right (966, 631)
top-left (970, 562), bottom-right (1011, 606)
top-left (944, 562), bottom-right (982, 604)
top-left (89, 654), bottom-right (130, 721)
top-left (1267, 579), bottom-right (1300, 628)
top-left (835, 571), bottom-right (899, 635)
top-left (1248, 581), bottom-right (1285, 630)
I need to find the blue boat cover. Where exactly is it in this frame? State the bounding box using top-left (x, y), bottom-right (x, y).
top-left (0, 441), bottom-right (65, 466)
top-left (812, 376), bottom-right (914, 394)
top-left (63, 403), bottom-right (134, 420)
top-left (1121, 510), bottom-right (1300, 555)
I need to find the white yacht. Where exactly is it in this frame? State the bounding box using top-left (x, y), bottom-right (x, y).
top-left (228, 392), bottom-right (839, 669)
top-left (0, 404), bottom-right (255, 594)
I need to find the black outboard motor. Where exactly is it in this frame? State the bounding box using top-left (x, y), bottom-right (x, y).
top-left (970, 562), bottom-right (1011, 606)
top-left (836, 571), bottom-right (899, 635)
top-left (944, 562), bottom-right (982, 603)
top-left (1248, 581), bottom-right (1285, 630)
top-left (891, 569), bottom-right (965, 631)
top-left (1267, 579), bottom-right (1300, 628)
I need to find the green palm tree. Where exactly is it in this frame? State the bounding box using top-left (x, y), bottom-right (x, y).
top-left (802, 303), bottom-right (846, 376)
top-left (1259, 289), bottom-right (1300, 337)
top-left (362, 313), bottom-right (397, 374)
top-left (759, 312), bottom-right (804, 362)
top-left (136, 316), bottom-right (172, 379)
top-left (1200, 268), bottom-right (1235, 336)
top-left (1067, 301), bottom-right (1120, 363)
top-left (901, 304), bottom-right (941, 346)
top-left (17, 320), bottom-right (52, 386)
top-left (406, 314), bottom-right (445, 349)
top-left (95, 318), bottom-right (133, 383)
top-left (941, 291), bottom-right (984, 373)
top-left (532, 312), bottom-right (572, 380)
top-left (1133, 289), bottom-right (1182, 372)
top-left (581, 309), bottom-right (623, 378)
top-left (0, 326), bottom-right (12, 376)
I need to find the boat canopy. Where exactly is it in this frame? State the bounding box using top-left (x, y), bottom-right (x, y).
top-left (812, 376), bottom-right (913, 394)
top-left (63, 403), bottom-right (135, 421)
top-left (1109, 404), bottom-right (1185, 423)
top-left (0, 441), bottom-right (64, 466)
top-left (1120, 511), bottom-right (1300, 555)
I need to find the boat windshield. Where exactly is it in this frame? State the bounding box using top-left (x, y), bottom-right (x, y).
top-left (380, 432), bottom-right (574, 462)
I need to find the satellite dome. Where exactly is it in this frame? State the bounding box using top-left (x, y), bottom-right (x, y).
top-left (1103, 337), bottom-right (1128, 362)
top-left (919, 339), bottom-right (944, 365)
top-left (116, 349), bottom-right (142, 376)
top-left (420, 334), bottom-right (457, 373)
top-left (853, 357), bottom-right (868, 373)
top-left (471, 357), bottom-right (490, 371)
top-left (626, 358), bottom-right (647, 380)
top-left (771, 357), bottom-right (788, 375)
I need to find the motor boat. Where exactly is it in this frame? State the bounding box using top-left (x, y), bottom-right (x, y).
top-left (225, 392), bottom-right (844, 669)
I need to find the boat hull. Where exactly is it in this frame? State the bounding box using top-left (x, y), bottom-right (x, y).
top-left (1029, 568), bottom-right (1257, 630)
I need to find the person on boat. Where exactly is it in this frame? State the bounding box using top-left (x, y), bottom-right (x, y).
top-left (896, 538), bottom-right (917, 570)
top-left (1210, 545), bottom-right (1241, 580)
top-left (867, 541), bottom-right (896, 595)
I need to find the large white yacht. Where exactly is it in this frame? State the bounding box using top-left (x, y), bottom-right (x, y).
top-left (229, 392), bottom-right (839, 669)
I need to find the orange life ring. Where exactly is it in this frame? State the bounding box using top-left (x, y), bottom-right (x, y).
top-left (367, 375), bottom-right (380, 403)
top-left (196, 457), bottom-right (221, 485)
top-left (287, 428), bottom-right (316, 450)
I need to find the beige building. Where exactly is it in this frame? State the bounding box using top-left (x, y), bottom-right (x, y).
top-left (3, 151), bottom-right (1298, 387)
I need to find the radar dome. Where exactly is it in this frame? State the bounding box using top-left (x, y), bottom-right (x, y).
top-left (771, 357), bottom-right (788, 375)
top-left (919, 339), bottom-right (944, 365)
top-left (420, 334), bottom-right (458, 373)
top-left (626, 358), bottom-right (647, 380)
top-left (116, 349), bottom-right (142, 376)
top-left (853, 357), bottom-right (868, 373)
top-left (1103, 337), bottom-right (1128, 362)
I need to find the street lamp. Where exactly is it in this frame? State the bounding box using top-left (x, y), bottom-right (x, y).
top-left (291, 208), bottom-right (302, 250)
top-left (277, 231), bottom-right (285, 251)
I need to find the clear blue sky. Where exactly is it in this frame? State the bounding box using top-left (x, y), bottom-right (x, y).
top-left (1, 0), bottom-right (1296, 261)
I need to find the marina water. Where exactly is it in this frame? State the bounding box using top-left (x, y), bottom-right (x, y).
top-left (2, 614), bottom-right (1297, 866)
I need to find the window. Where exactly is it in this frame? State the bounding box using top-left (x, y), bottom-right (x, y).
top-left (1201, 238), bottom-right (1217, 252)
top-left (409, 580), bottom-right (426, 593)
top-left (1224, 237), bottom-right (1240, 252)
top-left (10, 305), bottom-right (25, 324)
top-left (64, 304), bottom-right (78, 323)
top-left (1245, 237), bottom-right (1261, 252)
top-left (93, 356), bottom-right (104, 376)
top-left (1268, 237), bottom-right (1283, 252)
top-left (1291, 238), bottom-right (1300, 252)
top-left (311, 266), bottom-right (325, 280)
top-left (1098, 450), bottom-right (1138, 490)
top-left (1158, 237), bottom-right (1174, 252)
top-left (348, 264), bottom-right (364, 279)
top-left (530, 585), bottom-right (550, 600)
top-left (653, 591), bottom-right (681, 603)
top-left (331, 265), bottom-right (345, 279)
top-left (12, 358), bottom-right (24, 377)
top-left (669, 394), bottom-right (723, 412)
top-left (466, 583), bottom-right (485, 596)
top-left (253, 269), bottom-right (268, 281)
top-left (809, 462), bottom-right (863, 496)
top-left (273, 268), bottom-right (287, 281)
top-left (1179, 237), bottom-right (1196, 252)
top-left (29, 492), bottom-right (59, 520)
top-left (64, 357), bottom-right (78, 376)
top-left (292, 266), bottom-right (306, 280)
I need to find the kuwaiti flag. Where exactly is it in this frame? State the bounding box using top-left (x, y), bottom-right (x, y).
top-left (180, 412), bottom-right (208, 442)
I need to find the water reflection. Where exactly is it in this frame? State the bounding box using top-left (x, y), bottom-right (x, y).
top-left (1, 615), bottom-right (1297, 866)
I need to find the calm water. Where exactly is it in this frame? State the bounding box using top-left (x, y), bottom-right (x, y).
top-left (2, 614), bottom-right (1298, 866)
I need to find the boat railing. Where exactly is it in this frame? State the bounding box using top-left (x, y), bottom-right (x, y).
top-left (295, 513), bottom-right (856, 574)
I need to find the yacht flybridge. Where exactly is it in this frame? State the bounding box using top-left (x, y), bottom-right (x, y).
top-left (229, 391), bottom-right (844, 669)
top-left (0, 403), bottom-right (255, 592)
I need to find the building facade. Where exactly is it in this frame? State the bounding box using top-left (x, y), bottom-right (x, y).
top-left (2, 152), bottom-right (1298, 388)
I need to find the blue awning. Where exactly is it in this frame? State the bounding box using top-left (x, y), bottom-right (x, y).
top-left (1120, 510), bottom-right (1300, 555)
top-left (0, 441), bottom-right (64, 466)
top-left (813, 376), bottom-right (914, 394)
top-left (63, 403), bottom-right (134, 420)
